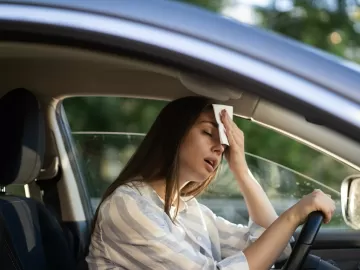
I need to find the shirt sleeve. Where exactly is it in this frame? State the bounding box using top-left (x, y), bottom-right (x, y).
top-left (88, 188), bottom-right (250, 270)
top-left (199, 204), bottom-right (293, 262)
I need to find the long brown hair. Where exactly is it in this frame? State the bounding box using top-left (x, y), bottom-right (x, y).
top-left (91, 96), bottom-right (221, 233)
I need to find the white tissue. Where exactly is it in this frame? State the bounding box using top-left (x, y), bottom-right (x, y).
top-left (212, 104), bottom-right (233, 146)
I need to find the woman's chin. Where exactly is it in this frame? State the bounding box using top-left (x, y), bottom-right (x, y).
top-left (182, 168), bottom-right (213, 184)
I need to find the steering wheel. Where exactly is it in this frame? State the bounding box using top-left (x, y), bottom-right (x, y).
top-left (281, 211), bottom-right (323, 270)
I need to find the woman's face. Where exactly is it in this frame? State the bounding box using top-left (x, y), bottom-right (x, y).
top-left (178, 110), bottom-right (225, 185)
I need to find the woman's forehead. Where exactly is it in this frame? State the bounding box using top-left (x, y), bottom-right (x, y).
top-left (196, 110), bottom-right (216, 123)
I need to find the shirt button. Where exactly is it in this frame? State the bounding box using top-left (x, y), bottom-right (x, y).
top-left (197, 236), bottom-right (201, 241)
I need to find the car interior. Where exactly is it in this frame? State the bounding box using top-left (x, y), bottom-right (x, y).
top-left (1, 42), bottom-right (360, 269)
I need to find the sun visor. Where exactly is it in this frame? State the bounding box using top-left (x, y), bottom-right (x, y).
top-left (178, 72), bottom-right (242, 101)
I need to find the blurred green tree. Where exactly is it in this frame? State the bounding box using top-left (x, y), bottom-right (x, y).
top-left (178, 0), bottom-right (229, 12)
top-left (256, 0), bottom-right (360, 62)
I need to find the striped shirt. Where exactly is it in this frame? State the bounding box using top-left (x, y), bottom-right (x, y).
top-left (86, 182), bottom-right (292, 270)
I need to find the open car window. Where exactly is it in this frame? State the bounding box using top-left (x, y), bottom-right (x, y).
top-left (63, 96), bottom-right (359, 231)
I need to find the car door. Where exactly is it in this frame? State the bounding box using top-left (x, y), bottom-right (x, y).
top-left (1, 0), bottom-right (360, 269)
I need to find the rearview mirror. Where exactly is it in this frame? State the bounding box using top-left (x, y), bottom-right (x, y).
top-left (341, 175), bottom-right (360, 230)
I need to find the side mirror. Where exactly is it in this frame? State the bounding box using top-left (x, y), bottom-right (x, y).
top-left (341, 175), bottom-right (360, 230)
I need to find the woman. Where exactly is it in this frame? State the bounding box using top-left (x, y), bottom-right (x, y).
top-left (87, 96), bottom-right (335, 270)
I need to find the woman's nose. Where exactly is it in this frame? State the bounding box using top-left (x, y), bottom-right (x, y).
top-left (213, 143), bottom-right (225, 155)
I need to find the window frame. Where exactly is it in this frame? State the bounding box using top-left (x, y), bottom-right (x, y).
top-left (56, 104), bottom-right (94, 222)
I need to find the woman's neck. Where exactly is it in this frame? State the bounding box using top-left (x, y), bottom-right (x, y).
top-left (148, 179), bottom-right (167, 200)
top-left (147, 178), bottom-right (189, 201)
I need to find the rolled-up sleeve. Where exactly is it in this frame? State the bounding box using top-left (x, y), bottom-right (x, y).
top-left (88, 190), bottom-right (250, 270)
top-left (200, 204), bottom-right (292, 262)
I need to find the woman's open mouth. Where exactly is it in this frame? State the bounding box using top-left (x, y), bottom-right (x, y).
top-left (204, 159), bottom-right (215, 172)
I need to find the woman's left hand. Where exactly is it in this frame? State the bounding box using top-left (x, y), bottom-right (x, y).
top-left (220, 110), bottom-right (249, 176)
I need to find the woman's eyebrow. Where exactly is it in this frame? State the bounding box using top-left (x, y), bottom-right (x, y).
top-left (200, 120), bottom-right (218, 128)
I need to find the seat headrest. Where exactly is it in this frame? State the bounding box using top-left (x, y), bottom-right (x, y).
top-left (0, 88), bottom-right (45, 186)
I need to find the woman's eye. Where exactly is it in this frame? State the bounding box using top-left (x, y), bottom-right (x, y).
top-left (203, 130), bottom-right (212, 137)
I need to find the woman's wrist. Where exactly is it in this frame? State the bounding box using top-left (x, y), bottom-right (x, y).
top-left (283, 206), bottom-right (301, 229)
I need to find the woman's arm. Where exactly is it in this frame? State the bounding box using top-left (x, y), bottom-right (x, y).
top-left (200, 202), bottom-right (291, 261)
top-left (220, 110), bottom-right (277, 227)
top-left (201, 189), bottom-right (334, 270)
top-left (243, 189), bottom-right (335, 269)
top-left (216, 111), bottom-right (335, 269)
top-left (242, 208), bottom-right (296, 269)
top-left (233, 168), bottom-right (278, 228)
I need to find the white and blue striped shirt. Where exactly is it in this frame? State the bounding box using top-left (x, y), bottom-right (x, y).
top-left (86, 182), bottom-right (292, 269)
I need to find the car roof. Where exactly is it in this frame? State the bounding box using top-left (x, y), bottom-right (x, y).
top-left (1, 0), bottom-right (360, 103)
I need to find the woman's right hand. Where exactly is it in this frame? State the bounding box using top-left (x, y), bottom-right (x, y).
top-left (288, 189), bottom-right (336, 225)
top-left (243, 189), bottom-right (335, 269)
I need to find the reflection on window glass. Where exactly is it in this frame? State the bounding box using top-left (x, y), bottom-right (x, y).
top-left (72, 132), bottom-right (144, 200)
top-left (63, 97), bottom-right (359, 231)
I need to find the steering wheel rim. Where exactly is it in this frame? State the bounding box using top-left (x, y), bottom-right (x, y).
top-left (281, 211), bottom-right (323, 270)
